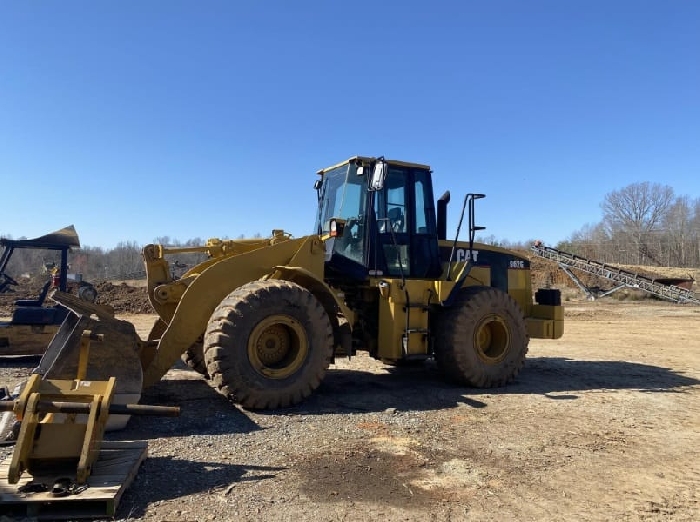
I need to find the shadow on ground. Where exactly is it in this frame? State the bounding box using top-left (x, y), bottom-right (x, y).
top-left (0, 355), bottom-right (40, 369)
top-left (488, 356), bottom-right (700, 396)
top-left (106, 377), bottom-right (261, 440)
top-left (114, 456), bottom-right (284, 519)
top-left (2, 354), bottom-right (698, 429)
top-left (262, 356), bottom-right (700, 416)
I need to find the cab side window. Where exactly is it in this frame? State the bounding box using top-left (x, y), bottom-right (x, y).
top-left (384, 169), bottom-right (408, 233)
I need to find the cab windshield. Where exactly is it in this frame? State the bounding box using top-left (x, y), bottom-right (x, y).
top-left (315, 164), bottom-right (368, 235)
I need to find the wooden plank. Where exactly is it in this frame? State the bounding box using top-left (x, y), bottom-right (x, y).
top-left (0, 440), bottom-right (147, 520)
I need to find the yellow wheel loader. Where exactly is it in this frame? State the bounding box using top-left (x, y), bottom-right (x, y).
top-left (37, 157), bottom-right (563, 412)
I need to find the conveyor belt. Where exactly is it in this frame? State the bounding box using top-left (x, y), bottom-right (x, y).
top-left (530, 244), bottom-right (700, 304)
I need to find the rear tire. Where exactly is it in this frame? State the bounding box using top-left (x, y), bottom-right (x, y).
top-left (203, 279), bottom-right (333, 409)
top-left (434, 286), bottom-right (528, 387)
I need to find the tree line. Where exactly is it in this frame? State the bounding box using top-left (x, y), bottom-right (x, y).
top-left (2, 237), bottom-right (210, 284)
top-left (556, 182), bottom-right (700, 267)
top-left (3, 182), bottom-right (698, 286)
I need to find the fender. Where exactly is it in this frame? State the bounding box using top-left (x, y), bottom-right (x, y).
top-left (269, 265), bottom-right (355, 327)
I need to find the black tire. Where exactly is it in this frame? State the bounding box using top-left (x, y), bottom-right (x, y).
top-left (203, 279), bottom-right (333, 409)
top-left (434, 286), bottom-right (528, 387)
top-left (181, 341), bottom-right (209, 377)
top-left (77, 282), bottom-right (98, 303)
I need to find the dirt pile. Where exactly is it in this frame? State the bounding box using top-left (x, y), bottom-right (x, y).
top-left (0, 280), bottom-right (155, 316)
top-left (94, 281), bottom-right (155, 314)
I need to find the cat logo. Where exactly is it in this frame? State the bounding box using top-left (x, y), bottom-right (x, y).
top-left (455, 248), bottom-right (479, 262)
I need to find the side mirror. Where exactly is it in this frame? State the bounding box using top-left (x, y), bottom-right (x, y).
top-left (370, 161), bottom-right (387, 190)
top-left (329, 218), bottom-right (346, 238)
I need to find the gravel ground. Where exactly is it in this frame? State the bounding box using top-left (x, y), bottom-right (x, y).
top-left (1, 301), bottom-right (700, 521)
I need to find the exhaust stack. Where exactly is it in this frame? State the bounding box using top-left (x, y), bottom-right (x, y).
top-left (437, 191), bottom-right (450, 240)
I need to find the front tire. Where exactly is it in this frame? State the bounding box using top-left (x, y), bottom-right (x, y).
top-left (181, 341), bottom-right (208, 377)
top-left (434, 287), bottom-right (528, 387)
top-left (203, 279), bottom-right (333, 409)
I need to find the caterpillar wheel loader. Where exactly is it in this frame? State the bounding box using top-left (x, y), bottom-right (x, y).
top-left (36, 157), bottom-right (564, 414)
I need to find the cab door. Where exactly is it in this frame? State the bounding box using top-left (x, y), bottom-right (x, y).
top-left (369, 167), bottom-right (441, 279)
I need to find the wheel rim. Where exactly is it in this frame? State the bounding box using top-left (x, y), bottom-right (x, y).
top-left (248, 315), bottom-right (308, 379)
top-left (473, 314), bottom-right (510, 363)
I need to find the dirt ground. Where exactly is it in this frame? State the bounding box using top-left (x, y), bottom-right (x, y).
top-left (1, 298), bottom-right (699, 521)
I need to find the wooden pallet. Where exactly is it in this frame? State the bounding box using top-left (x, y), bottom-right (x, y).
top-left (0, 440), bottom-right (147, 520)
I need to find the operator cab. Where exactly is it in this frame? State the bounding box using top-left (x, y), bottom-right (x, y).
top-left (315, 156), bottom-right (442, 281)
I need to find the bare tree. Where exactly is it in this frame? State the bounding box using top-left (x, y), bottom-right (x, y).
top-left (154, 236), bottom-right (173, 246)
top-left (601, 182), bottom-right (674, 265)
top-left (691, 198), bottom-right (700, 267)
top-left (107, 241), bottom-right (143, 279)
top-left (663, 196), bottom-right (693, 266)
top-left (565, 222), bottom-right (611, 261)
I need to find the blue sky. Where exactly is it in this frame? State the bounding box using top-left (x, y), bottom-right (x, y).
top-left (1, 1), bottom-right (698, 249)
